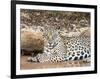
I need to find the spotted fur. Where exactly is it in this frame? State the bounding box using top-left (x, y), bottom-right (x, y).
top-left (28, 31), bottom-right (91, 63)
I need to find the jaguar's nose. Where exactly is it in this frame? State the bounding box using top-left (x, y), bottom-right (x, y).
top-left (49, 42), bottom-right (52, 45)
top-left (49, 42), bottom-right (52, 47)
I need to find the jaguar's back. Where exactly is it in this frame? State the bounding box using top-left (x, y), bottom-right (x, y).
top-left (63, 36), bottom-right (90, 61)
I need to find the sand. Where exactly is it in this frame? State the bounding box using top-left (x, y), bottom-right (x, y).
top-left (21, 56), bottom-right (90, 70)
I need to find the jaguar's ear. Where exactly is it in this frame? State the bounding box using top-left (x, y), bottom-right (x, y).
top-left (39, 26), bottom-right (44, 32)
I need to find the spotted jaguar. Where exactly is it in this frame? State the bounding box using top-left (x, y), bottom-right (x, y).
top-left (28, 30), bottom-right (91, 63)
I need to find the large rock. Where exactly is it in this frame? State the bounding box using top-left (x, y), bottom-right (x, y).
top-left (21, 27), bottom-right (44, 55)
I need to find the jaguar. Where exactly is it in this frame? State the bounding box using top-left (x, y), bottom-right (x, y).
top-left (28, 30), bottom-right (91, 63)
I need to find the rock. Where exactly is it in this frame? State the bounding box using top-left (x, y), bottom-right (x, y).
top-left (21, 27), bottom-right (44, 55)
